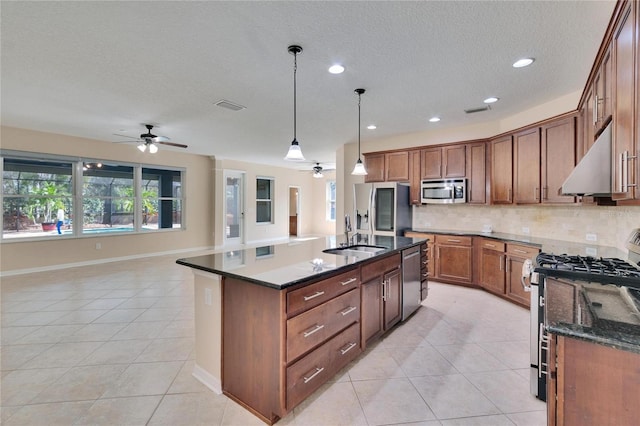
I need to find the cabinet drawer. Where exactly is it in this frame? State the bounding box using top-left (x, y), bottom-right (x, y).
top-left (506, 243), bottom-right (539, 258)
top-left (287, 289), bottom-right (360, 362)
top-left (287, 268), bottom-right (359, 316)
top-left (479, 238), bottom-right (505, 252)
top-left (361, 253), bottom-right (401, 283)
top-left (435, 235), bottom-right (473, 246)
top-left (286, 322), bottom-right (361, 410)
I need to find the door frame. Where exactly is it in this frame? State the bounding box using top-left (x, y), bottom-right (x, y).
top-left (288, 185), bottom-right (301, 237)
top-left (224, 170), bottom-right (245, 245)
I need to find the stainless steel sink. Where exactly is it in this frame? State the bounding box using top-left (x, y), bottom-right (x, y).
top-left (323, 245), bottom-right (386, 256)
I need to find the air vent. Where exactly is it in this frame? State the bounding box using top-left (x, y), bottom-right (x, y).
top-left (214, 99), bottom-right (246, 111)
top-left (464, 105), bottom-right (491, 114)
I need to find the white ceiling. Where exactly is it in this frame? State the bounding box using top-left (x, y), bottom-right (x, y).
top-left (1, 1), bottom-right (615, 171)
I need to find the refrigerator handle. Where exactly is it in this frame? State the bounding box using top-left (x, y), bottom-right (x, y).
top-left (370, 187), bottom-right (376, 234)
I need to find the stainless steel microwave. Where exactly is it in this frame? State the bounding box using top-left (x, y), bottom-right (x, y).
top-left (421, 179), bottom-right (467, 204)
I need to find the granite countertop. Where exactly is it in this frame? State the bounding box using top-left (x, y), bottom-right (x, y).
top-left (176, 234), bottom-right (426, 290)
top-left (544, 277), bottom-right (640, 354)
top-left (410, 228), bottom-right (626, 258)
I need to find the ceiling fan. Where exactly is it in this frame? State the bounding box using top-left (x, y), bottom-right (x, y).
top-left (114, 124), bottom-right (188, 153)
top-left (306, 162), bottom-right (335, 178)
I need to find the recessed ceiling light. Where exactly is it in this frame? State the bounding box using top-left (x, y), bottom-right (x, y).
top-left (429, 117), bottom-right (441, 123)
top-left (328, 64), bottom-right (345, 74)
top-left (367, 125), bottom-right (377, 130)
top-left (513, 58), bottom-right (534, 68)
top-left (484, 97), bottom-right (499, 104)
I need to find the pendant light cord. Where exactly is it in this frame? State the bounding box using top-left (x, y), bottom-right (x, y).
top-left (293, 51), bottom-right (297, 140)
top-left (358, 92), bottom-right (361, 158)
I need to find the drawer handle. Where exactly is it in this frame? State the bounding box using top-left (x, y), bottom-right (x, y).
top-left (303, 367), bottom-right (325, 384)
top-left (447, 239), bottom-right (461, 243)
top-left (513, 249), bottom-right (528, 254)
top-left (340, 306), bottom-right (357, 316)
top-left (340, 342), bottom-right (357, 355)
top-left (340, 277), bottom-right (357, 286)
top-left (303, 324), bottom-right (325, 338)
top-left (303, 291), bottom-right (325, 301)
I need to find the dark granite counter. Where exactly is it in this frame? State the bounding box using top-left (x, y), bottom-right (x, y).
top-left (544, 277), bottom-right (640, 354)
top-left (410, 228), bottom-right (626, 258)
top-left (177, 234), bottom-right (426, 290)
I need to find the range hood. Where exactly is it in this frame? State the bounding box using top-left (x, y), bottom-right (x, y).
top-left (561, 122), bottom-right (612, 196)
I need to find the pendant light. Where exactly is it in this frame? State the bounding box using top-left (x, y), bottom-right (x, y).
top-left (351, 88), bottom-right (368, 175)
top-left (284, 45), bottom-right (305, 161)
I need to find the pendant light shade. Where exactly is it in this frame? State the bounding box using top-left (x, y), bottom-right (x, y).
top-left (285, 45), bottom-right (306, 161)
top-left (137, 143), bottom-right (147, 153)
top-left (351, 88), bottom-right (368, 175)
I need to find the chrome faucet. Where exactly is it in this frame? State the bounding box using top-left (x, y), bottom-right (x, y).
top-left (344, 214), bottom-right (352, 246)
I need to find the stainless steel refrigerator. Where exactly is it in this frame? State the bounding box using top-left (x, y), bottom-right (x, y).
top-left (353, 182), bottom-right (412, 237)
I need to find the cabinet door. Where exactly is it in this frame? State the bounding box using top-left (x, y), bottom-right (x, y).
top-left (383, 267), bottom-right (402, 330)
top-left (480, 248), bottom-right (505, 295)
top-left (506, 256), bottom-right (531, 308)
top-left (583, 87), bottom-right (596, 154)
top-left (409, 150), bottom-right (421, 205)
top-left (541, 116), bottom-right (577, 204)
top-left (361, 278), bottom-right (383, 346)
top-left (364, 153), bottom-right (385, 183)
top-left (595, 47), bottom-right (612, 129)
top-left (613, 1), bottom-right (637, 200)
top-left (490, 135), bottom-right (513, 204)
top-left (514, 127), bottom-right (541, 204)
top-left (467, 142), bottom-right (487, 204)
top-left (436, 244), bottom-right (473, 284)
top-left (385, 151), bottom-right (410, 182)
top-left (421, 148), bottom-right (442, 179)
top-left (443, 145), bottom-right (466, 178)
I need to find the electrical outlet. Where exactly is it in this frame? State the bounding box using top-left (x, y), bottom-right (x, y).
top-left (586, 233), bottom-right (598, 242)
top-left (522, 227), bottom-right (530, 234)
top-left (95, 243), bottom-right (102, 250)
top-left (204, 288), bottom-right (212, 306)
top-left (585, 247), bottom-right (598, 257)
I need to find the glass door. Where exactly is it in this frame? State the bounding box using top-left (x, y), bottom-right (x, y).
top-left (224, 170), bottom-right (244, 244)
top-left (374, 187), bottom-right (395, 232)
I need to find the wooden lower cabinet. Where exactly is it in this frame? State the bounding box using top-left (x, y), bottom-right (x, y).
top-left (222, 267), bottom-right (362, 424)
top-left (360, 253), bottom-right (402, 347)
top-left (434, 235), bottom-right (473, 284)
top-left (505, 243), bottom-right (539, 308)
top-left (548, 334), bottom-right (640, 426)
top-left (419, 242), bottom-right (429, 300)
top-left (478, 238), bottom-right (506, 295)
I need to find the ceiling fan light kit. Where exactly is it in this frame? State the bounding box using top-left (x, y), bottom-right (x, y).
top-left (313, 163), bottom-right (324, 178)
top-left (351, 88), bottom-right (368, 176)
top-left (285, 45), bottom-right (306, 161)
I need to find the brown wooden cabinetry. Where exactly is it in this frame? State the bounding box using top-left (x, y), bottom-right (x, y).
top-left (222, 267), bottom-right (362, 423)
top-left (478, 238), bottom-right (506, 295)
top-left (466, 142), bottom-right (487, 204)
top-left (360, 253), bottom-right (402, 347)
top-left (434, 234), bottom-right (473, 284)
top-left (363, 153), bottom-right (385, 183)
top-left (612, 0), bottom-right (638, 202)
top-left (513, 128), bottom-right (541, 204)
top-left (421, 144), bottom-right (466, 179)
top-left (595, 47), bottom-right (612, 131)
top-left (548, 334), bottom-right (640, 426)
top-left (419, 242), bottom-right (429, 300)
top-left (409, 149), bottom-right (421, 205)
top-left (505, 243), bottom-right (539, 307)
top-left (385, 151), bottom-right (410, 182)
top-left (541, 116), bottom-right (577, 204)
top-left (490, 135), bottom-right (513, 204)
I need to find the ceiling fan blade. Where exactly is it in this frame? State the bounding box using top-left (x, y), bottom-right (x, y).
top-left (158, 141), bottom-right (188, 148)
top-left (113, 140), bottom-right (141, 144)
top-left (112, 133), bottom-right (140, 140)
top-left (153, 136), bottom-right (171, 142)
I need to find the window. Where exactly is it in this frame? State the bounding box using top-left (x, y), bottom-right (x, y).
top-left (326, 180), bottom-right (336, 221)
top-left (1, 152), bottom-right (185, 240)
top-left (256, 178), bottom-right (274, 224)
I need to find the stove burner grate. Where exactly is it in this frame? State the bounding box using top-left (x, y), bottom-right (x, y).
top-left (536, 253), bottom-right (640, 278)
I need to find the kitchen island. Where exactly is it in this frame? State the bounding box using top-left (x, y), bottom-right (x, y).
top-left (177, 234), bottom-right (426, 424)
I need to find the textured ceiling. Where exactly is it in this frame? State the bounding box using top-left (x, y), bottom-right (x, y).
top-left (1, 1), bottom-right (615, 171)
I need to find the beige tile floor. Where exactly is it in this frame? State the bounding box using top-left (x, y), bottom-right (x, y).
top-left (1, 254), bottom-right (546, 425)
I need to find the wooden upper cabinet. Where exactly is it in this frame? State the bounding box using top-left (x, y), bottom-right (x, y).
top-left (542, 116), bottom-right (577, 204)
top-left (613, 0), bottom-right (637, 201)
top-left (421, 145), bottom-right (466, 179)
top-left (581, 87), bottom-right (596, 158)
top-left (409, 150), bottom-right (421, 205)
top-left (514, 127), bottom-right (541, 204)
top-left (490, 135), bottom-right (513, 204)
top-left (385, 151), bottom-right (410, 182)
top-left (363, 153), bottom-right (385, 183)
top-left (466, 142), bottom-right (487, 204)
top-left (595, 47), bottom-right (612, 130)
top-left (420, 147), bottom-right (442, 179)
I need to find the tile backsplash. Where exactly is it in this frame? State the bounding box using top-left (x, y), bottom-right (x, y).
top-left (413, 204), bottom-right (639, 251)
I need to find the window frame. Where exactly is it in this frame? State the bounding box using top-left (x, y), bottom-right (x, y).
top-left (1, 150), bottom-right (186, 242)
top-left (256, 177), bottom-right (274, 224)
top-left (326, 180), bottom-right (336, 222)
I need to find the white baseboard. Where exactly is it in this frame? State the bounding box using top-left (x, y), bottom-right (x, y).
top-left (192, 363), bottom-right (222, 394)
top-left (0, 245), bottom-right (214, 277)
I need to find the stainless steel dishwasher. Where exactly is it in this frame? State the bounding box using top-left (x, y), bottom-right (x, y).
top-left (401, 245), bottom-right (422, 320)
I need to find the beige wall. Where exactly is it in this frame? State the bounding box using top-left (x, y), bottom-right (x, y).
top-left (1, 126), bottom-right (214, 273)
